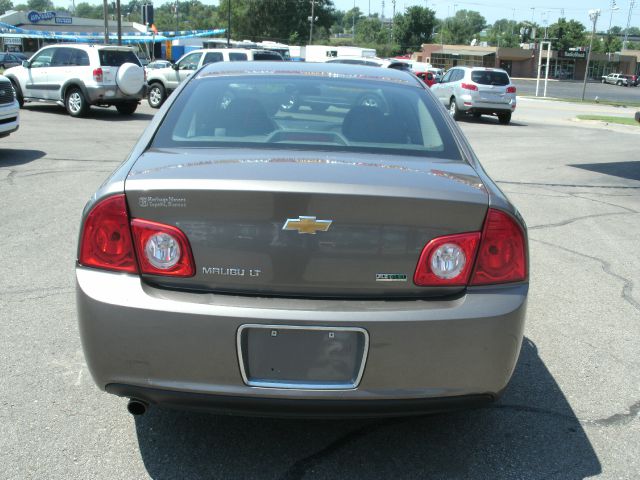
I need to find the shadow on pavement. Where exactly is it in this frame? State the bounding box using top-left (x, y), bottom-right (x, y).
top-left (0, 148), bottom-right (46, 167)
top-left (133, 338), bottom-right (600, 479)
top-left (570, 161), bottom-right (640, 182)
top-left (23, 104), bottom-right (154, 121)
top-left (459, 115), bottom-right (528, 127)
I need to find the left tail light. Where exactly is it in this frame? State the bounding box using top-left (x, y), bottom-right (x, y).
top-left (93, 67), bottom-right (103, 82)
top-left (131, 219), bottom-right (195, 277)
top-left (461, 83), bottom-right (478, 91)
top-left (79, 194), bottom-right (137, 273)
top-left (506, 86), bottom-right (516, 93)
top-left (79, 195), bottom-right (195, 277)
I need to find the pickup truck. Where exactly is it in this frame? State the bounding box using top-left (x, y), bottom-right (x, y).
top-left (601, 73), bottom-right (628, 86)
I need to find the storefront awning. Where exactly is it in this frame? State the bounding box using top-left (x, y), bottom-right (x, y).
top-left (0, 22), bottom-right (226, 44)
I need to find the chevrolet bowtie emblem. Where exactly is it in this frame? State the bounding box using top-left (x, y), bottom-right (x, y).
top-left (282, 216), bottom-right (332, 234)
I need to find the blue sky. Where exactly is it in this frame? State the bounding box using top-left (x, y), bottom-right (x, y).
top-left (333, 0), bottom-right (639, 29)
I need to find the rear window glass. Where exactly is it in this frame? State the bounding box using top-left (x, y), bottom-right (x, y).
top-left (99, 50), bottom-right (141, 67)
top-left (471, 70), bottom-right (510, 86)
top-left (253, 52), bottom-right (283, 61)
top-left (151, 75), bottom-right (462, 161)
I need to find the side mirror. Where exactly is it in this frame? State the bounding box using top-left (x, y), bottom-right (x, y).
top-left (172, 63), bottom-right (179, 71)
top-left (22, 60), bottom-right (30, 68)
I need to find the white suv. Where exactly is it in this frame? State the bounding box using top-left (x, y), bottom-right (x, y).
top-left (0, 74), bottom-right (19, 138)
top-left (146, 48), bottom-right (283, 108)
top-left (4, 44), bottom-right (146, 117)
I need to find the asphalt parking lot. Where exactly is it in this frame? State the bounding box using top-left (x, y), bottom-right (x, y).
top-left (514, 78), bottom-right (640, 104)
top-left (1, 99), bottom-right (639, 479)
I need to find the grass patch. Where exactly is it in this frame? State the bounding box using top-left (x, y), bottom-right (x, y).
top-left (522, 95), bottom-right (640, 108)
top-left (576, 114), bottom-right (640, 126)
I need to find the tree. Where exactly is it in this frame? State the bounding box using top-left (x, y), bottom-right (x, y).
top-left (485, 19), bottom-right (520, 47)
top-left (343, 7), bottom-right (363, 35)
top-left (547, 18), bottom-right (587, 51)
top-left (26, 0), bottom-right (53, 11)
top-left (440, 10), bottom-right (486, 45)
top-left (0, 0), bottom-right (13, 15)
top-left (393, 6), bottom-right (436, 50)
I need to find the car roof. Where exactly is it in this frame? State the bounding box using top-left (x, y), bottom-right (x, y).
top-left (197, 61), bottom-right (423, 86)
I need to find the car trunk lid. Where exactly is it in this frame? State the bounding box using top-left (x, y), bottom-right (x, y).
top-left (125, 148), bottom-right (489, 298)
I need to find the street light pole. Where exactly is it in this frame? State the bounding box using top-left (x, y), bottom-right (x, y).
top-left (102, 0), bottom-right (109, 44)
top-left (623, 0), bottom-right (636, 50)
top-left (309, 0), bottom-right (315, 44)
top-left (581, 9), bottom-right (600, 101)
top-left (227, 0), bottom-right (231, 46)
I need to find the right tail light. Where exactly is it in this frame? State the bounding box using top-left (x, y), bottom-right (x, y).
top-left (414, 208), bottom-right (527, 287)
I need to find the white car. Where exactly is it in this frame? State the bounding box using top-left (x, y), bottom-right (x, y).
top-left (4, 44), bottom-right (146, 117)
top-left (0, 74), bottom-right (19, 138)
top-left (147, 48), bottom-right (283, 108)
top-left (324, 56), bottom-right (411, 71)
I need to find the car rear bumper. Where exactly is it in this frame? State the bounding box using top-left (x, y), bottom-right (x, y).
top-left (459, 99), bottom-right (515, 114)
top-left (85, 84), bottom-right (147, 104)
top-left (77, 267), bottom-right (527, 414)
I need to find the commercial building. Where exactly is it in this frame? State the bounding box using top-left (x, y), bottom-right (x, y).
top-left (0, 10), bottom-right (139, 55)
top-left (418, 43), bottom-right (639, 80)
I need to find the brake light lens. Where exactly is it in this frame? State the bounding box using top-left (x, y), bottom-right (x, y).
top-left (79, 194), bottom-right (137, 273)
top-left (461, 83), bottom-right (478, 91)
top-left (506, 86), bottom-right (516, 93)
top-left (471, 209), bottom-right (527, 285)
top-left (414, 232), bottom-right (481, 286)
top-left (131, 219), bottom-right (195, 277)
top-left (93, 67), bottom-right (103, 82)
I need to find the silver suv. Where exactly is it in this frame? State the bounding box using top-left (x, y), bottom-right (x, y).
top-left (431, 67), bottom-right (516, 124)
top-left (4, 44), bottom-right (146, 117)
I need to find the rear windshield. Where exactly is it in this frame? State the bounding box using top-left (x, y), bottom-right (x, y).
top-left (471, 70), bottom-right (510, 86)
top-left (151, 75), bottom-right (462, 160)
top-left (253, 52), bottom-right (283, 61)
top-left (99, 50), bottom-right (141, 67)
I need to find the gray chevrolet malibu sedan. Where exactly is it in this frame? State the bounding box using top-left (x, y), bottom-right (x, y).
top-left (76, 62), bottom-right (528, 417)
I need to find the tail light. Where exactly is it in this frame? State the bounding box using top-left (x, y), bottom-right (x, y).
top-left (470, 209), bottom-right (527, 285)
top-left (131, 219), bottom-right (195, 277)
top-left (79, 194), bottom-right (137, 273)
top-left (414, 232), bottom-right (481, 286)
top-left (93, 67), bottom-right (103, 82)
top-left (461, 83), bottom-right (478, 91)
top-left (414, 209), bottom-right (527, 287)
top-left (506, 86), bottom-right (516, 93)
top-left (79, 195), bottom-right (195, 277)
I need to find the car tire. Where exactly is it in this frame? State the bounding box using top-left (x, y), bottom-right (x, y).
top-left (617, 80), bottom-right (622, 86)
top-left (9, 79), bottom-right (24, 108)
top-left (148, 83), bottom-right (166, 109)
top-left (116, 102), bottom-right (138, 115)
top-left (498, 112), bottom-right (512, 125)
top-left (449, 98), bottom-right (462, 121)
top-left (65, 87), bottom-right (89, 117)
top-left (601, 78), bottom-right (606, 83)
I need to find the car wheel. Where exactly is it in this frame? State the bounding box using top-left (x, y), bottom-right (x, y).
top-left (449, 98), bottom-right (462, 121)
top-left (9, 79), bottom-right (23, 108)
top-left (116, 102), bottom-right (138, 115)
top-left (498, 112), bottom-right (512, 125)
top-left (601, 78), bottom-right (606, 83)
top-left (616, 80), bottom-right (622, 86)
top-left (148, 83), bottom-right (166, 109)
top-left (65, 87), bottom-right (89, 117)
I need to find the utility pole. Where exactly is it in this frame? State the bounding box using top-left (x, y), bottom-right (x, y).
top-left (353, 0), bottom-right (356, 39)
top-left (116, 0), bottom-right (122, 45)
top-left (623, 0), bottom-right (636, 50)
top-left (227, 0), bottom-right (231, 46)
top-left (391, 0), bottom-right (396, 42)
top-left (309, 0), bottom-right (315, 44)
top-left (582, 9), bottom-right (600, 101)
top-left (103, 0), bottom-right (109, 44)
